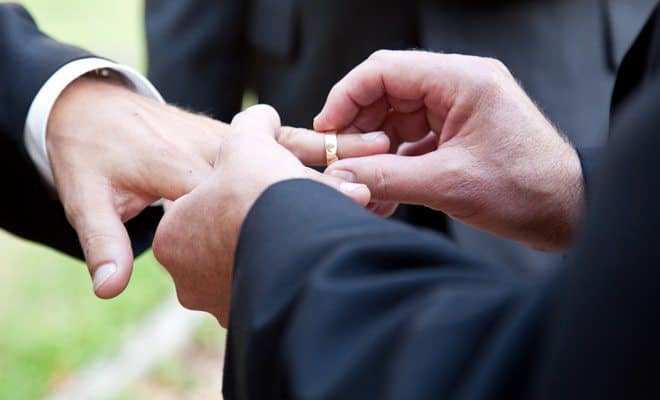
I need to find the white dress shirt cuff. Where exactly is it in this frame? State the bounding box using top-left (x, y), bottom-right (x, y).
top-left (24, 57), bottom-right (164, 186)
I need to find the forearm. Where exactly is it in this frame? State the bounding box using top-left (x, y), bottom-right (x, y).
top-left (225, 179), bottom-right (545, 399)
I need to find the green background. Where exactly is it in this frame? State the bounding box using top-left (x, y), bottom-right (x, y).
top-left (0, 1), bottom-right (175, 398)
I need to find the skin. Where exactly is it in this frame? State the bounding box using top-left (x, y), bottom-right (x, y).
top-left (47, 77), bottom-right (389, 299)
top-left (152, 52), bottom-right (587, 325)
top-left (152, 105), bottom-right (371, 327)
top-left (316, 50), bottom-right (585, 252)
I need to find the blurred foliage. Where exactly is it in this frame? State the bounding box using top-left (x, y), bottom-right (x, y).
top-left (0, 238), bottom-right (173, 399)
top-left (7, 0), bottom-right (147, 71)
top-left (0, 1), bottom-right (174, 399)
top-left (117, 318), bottom-right (226, 399)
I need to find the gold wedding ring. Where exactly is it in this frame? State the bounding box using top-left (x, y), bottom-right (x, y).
top-left (325, 134), bottom-right (339, 165)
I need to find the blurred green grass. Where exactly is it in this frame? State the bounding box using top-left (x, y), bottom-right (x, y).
top-left (0, 1), bottom-right (174, 399)
top-left (11, 0), bottom-right (147, 69)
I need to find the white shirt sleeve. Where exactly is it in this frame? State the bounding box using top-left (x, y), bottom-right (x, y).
top-left (24, 57), bottom-right (165, 186)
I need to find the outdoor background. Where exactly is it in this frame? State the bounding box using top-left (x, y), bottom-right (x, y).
top-left (0, 1), bottom-right (226, 399)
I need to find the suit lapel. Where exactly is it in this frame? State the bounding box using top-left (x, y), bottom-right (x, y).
top-left (603, 0), bottom-right (658, 70)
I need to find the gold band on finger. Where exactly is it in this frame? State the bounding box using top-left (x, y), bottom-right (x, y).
top-left (325, 134), bottom-right (339, 165)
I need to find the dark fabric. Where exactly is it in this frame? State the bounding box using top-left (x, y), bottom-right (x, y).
top-left (224, 4), bottom-right (660, 399)
top-left (225, 73), bottom-right (660, 400)
top-left (146, 0), bottom-right (654, 270)
top-left (575, 147), bottom-right (601, 204)
top-left (0, 4), bottom-right (160, 258)
top-left (145, 0), bottom-right (247, 122)
top-left (533, 72), bottom-right (660, 400)
top-left (227, 179), bottom-right (549, 400)
top-left (612, 3), bottom-right (660, 116)
top-left (603, 0), bottom-right (658, 69)
top-left (0, 4), bottom-right (89, 142)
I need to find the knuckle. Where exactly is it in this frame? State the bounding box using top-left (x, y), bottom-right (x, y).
top-left (275, 126), bottom-right (295, 146)
top-left (244, 104), bottom-right (281, 126)
top-left (175, 289), bottom-right (205, 311)
top-left (152, 226), bottom-right (178, 267)
top-left (251, 103), bottom-right (278, 117)
top-left (81, 232), bottom-right (117, 259)
top-left (369, 50), bottom-right (387, 60)
top-left (471, 63), bottom-right (505, 99)
top-left (484, 57), bottom-right (509, 74)
top-left (372, 165), bottom-right (390, 200)
top-left (327, 81), bottom-right (344, 101)
top-left (369, 49), bottom-right (392, 62)
top-left (231, 108), bottom-right (255, 126)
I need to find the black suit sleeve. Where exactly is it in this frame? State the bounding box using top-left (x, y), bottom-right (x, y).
top-left (224, 179), bottom-right (549, 399)
top-left (145, 0), bottom-right (247, 122)
top-left (0, 4), bottom-right (161, 258)
top-left (0, 4), bottom-right (90, 142)
top-left (225, 79), bottom-right (660, 399)
top-left (532, 78), bottom-right (660, 400)
top-left (575, 147), bottom-right (602, 204)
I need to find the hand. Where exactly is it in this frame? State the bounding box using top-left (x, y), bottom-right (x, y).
top-left (48, 77), bottom-right (388, 299)
top-left (152, 105), bottom-right (371, 326)
top-left (315, 50), bottom-right (584, 251)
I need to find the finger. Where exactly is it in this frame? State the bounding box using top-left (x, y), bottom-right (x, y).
top-left (162, 105), bottom-right (225, 166)
top-left (349, 97), bottom-right (390, 133)
top-left (277, 127), bottom-right (390, 166)
top-left (162, 200), bottom-right (174, 213)
top-left (185, 123), bottom-right (224, 166)
top-left (325, 153), bottom-right (435, 205)
top-left (230, 104), bottom-right (281, 139)
top-left (398, 131), bottom-right (439, 156)
top-left (141, 148), bottom-right (214, 201)
top-left (65, 189), bottom-right (134, 299)
top-left (368, 201), bottom-right (399, 218)
top-left (303, 168), bottom-right (371, 206)
top-left (386, 94), bottom-right (425, 114)
top-left (381, 109), bottom-right (431, 145)
top-left (314, 50), bottom-right (453, 132)
top-left (314, 60), bottom-right (386, 133)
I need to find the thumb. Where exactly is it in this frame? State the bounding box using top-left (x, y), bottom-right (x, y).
top-left (67, 194), bottom-right (134, 299)
top-left (325, 153), bottom-right (435, 206)
top-left (304, 168), bottom-right (372, 206)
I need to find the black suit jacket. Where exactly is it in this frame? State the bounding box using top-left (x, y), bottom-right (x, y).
top-left (0, 4), bottom-right (159, 259)
top-left (223, 4), bottom-right (660, 399)
top-left (146, 0), bottom-right (656, 270)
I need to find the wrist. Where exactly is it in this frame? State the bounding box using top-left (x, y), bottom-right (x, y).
top-left (47, 76), bottom-right (144, 157)
top-left (529, 143), bottom-right (585, 252)
top-left (554, 144), bottom-right (586, 249)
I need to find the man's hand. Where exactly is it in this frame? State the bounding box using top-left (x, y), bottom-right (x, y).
top-left (152, 105), bottom-right (371, 326)
top-left (316, 50), bottom-right (584, 251)
top-left (48, 77), bottom-right (387, 299)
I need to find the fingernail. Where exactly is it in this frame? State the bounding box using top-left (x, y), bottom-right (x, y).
top-left (361, 131), bottom-right (387, 142)
top-left (93, 263), bottom-right (117, 291)
top-left (329, 170), bottom-right (356, 182)
top-left (340, 182), bottom-right (366, 193)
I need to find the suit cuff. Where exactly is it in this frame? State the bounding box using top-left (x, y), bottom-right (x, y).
top-left (23, 57), bottom-right (164, 186)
